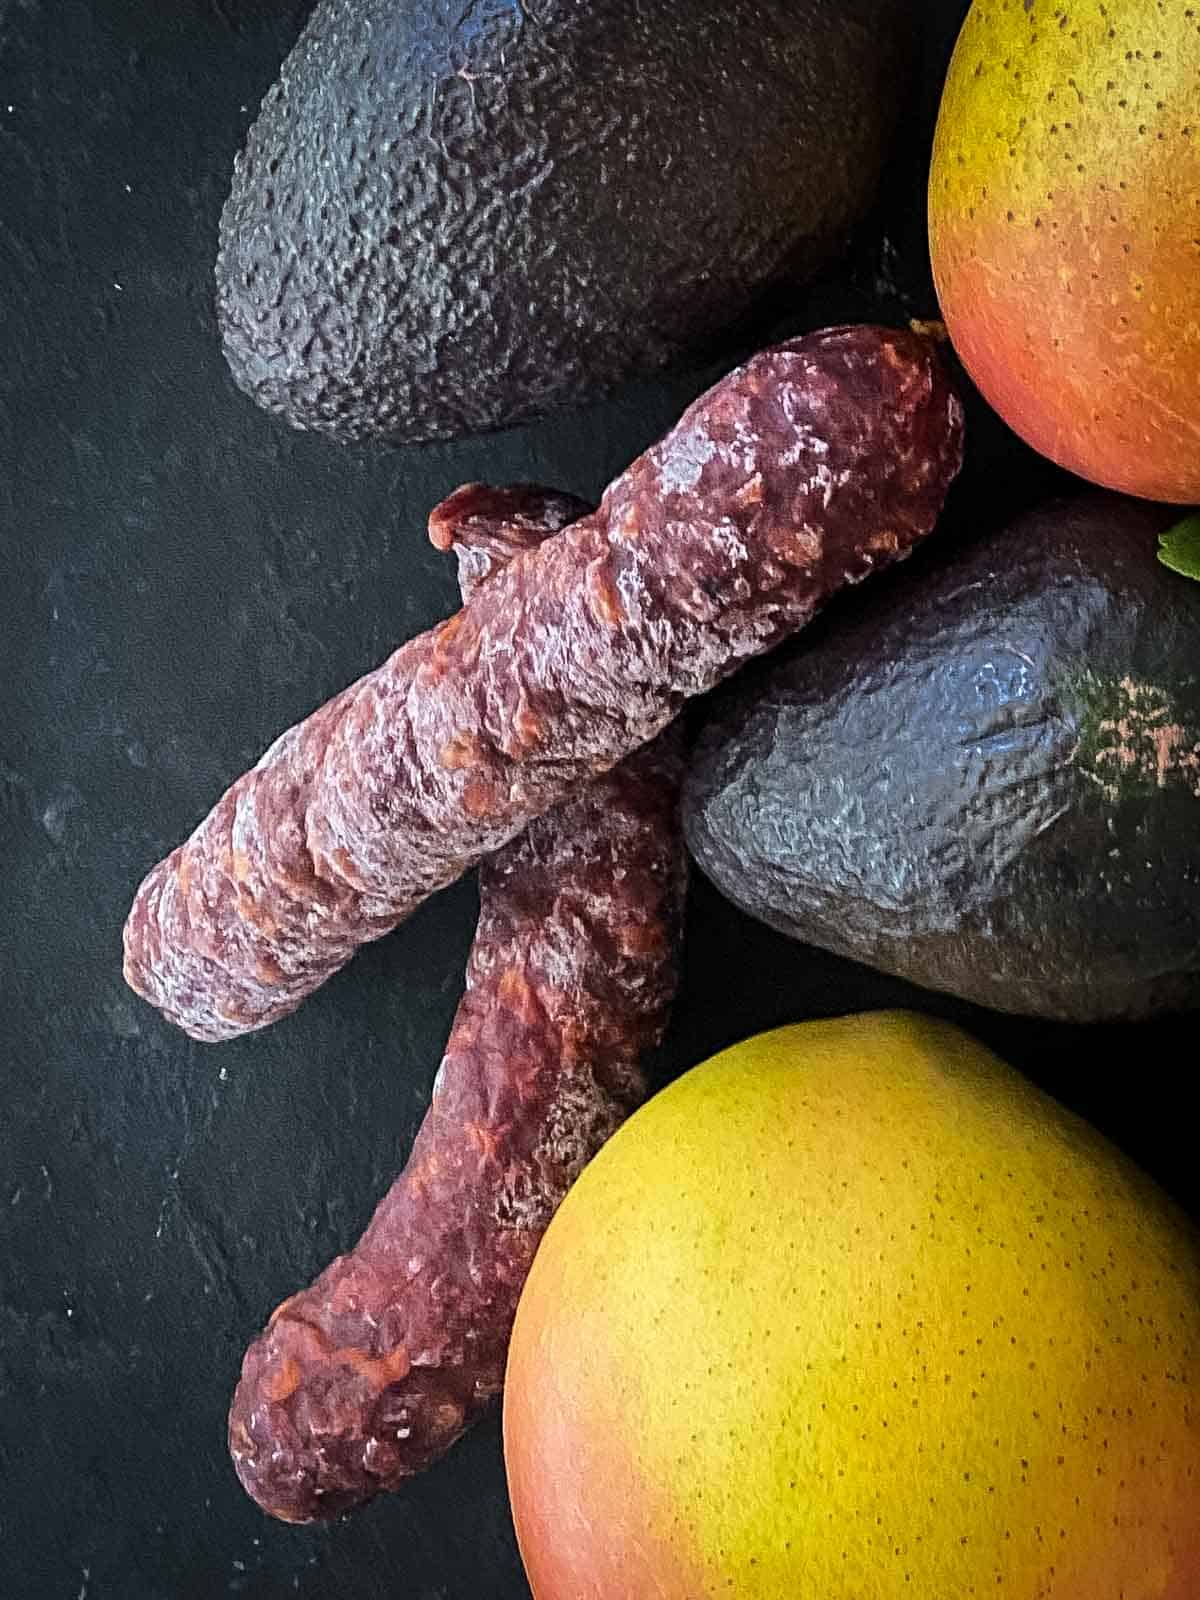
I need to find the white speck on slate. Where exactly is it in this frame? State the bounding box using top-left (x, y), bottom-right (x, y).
top-left (106, 996), bottom-right (142, 1040)
top-left (43, 802), bottom-right (67, 840)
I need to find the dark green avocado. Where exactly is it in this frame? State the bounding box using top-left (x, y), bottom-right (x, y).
top-left (216, 0), bottom-right (909, 444)
top-left (683, 495), bottom-right (1200, 1022)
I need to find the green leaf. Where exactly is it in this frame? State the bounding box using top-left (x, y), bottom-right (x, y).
top-left (1158, 513), bottom-right (1200, 582)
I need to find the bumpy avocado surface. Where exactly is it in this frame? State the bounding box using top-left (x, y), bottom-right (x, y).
top-left (216, 0), bottom-right (908, 444)
top-left (684, 495), bottom-right (1200, 1022)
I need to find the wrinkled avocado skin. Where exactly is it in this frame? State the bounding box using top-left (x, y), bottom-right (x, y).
top-left (216, 0), bottom-right (908, 444)
top-left (684, 495), bottom-right (1200, 1022)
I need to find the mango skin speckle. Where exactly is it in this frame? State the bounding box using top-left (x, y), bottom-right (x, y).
top-left (929, 0), bottom-right (1200, 502)
top-left (504, 1011), bottom-right (1200, 1600)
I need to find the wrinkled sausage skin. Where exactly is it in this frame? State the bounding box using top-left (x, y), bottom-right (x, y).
top-left (228, 487), bottom-right (686, 1522)
top-left (124, 325), bottom-right (965, 1041)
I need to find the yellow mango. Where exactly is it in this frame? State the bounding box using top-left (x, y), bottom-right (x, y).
top-left (505, 1012), bottom-right (1200, 1598)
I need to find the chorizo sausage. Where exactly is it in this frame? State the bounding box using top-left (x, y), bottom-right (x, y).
top-left (124, 324), bottom-right (964, 1041)
top-left (227, 484), bottom-right (685, 1521)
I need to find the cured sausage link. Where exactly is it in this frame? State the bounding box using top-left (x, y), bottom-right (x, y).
top-left (123, 324), bottom-right (964, 1041)
top-left (228, 486), bottom-right (685, 1522)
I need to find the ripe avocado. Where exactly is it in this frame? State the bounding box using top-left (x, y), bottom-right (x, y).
top-left (215, 0), bottom-right (909, 445)
top-left (683, 495), bottom-right (1200, 1022)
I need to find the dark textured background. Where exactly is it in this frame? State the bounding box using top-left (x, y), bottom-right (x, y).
top-left (0, 3), bottom-right (1194, 1597)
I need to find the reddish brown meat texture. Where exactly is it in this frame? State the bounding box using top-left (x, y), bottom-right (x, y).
top-left (124, 323), bottom-right (965, 1042)
top-left (228, 487), bottom-right (686, 1523)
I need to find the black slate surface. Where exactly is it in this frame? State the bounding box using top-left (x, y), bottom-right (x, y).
top-left (0, 4), bottom-right (1195, 1598)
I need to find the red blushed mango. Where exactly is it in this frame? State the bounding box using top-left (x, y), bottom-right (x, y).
top-left (929, 0), bottom-right (1200, 502)
top-left (504, 1337), bottom-right (708, 1600)
top-left (503, 1014), bottom-right (1200, 1600)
